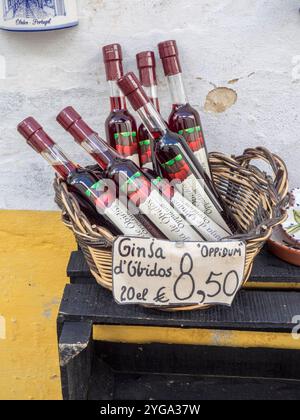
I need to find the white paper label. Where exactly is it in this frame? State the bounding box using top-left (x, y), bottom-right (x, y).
top-left (180, 175), bottom-right (231, 233)
top-left (171, 191), bottom-right (229, 241)
top-left (194, 148), bottom-right (212, 179)
top-left (113, 237), bottom-right (246, 307)
top-left (142, 161), bottom-right (154, 171)
top-left (105, 199), bottom-right (151, 238)
top-left (139, 189), bottom-right (202, 242)
top-left (127, 153), bottom-right (140, 167)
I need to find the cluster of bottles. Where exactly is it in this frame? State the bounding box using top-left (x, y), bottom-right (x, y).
top-left (18, 40), bottom-right (238, 243)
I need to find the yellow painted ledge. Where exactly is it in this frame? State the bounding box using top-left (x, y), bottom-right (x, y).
top-left (0, 210), bottom-right (75, 400)
top-left (93, 325), bottom-right (300, 351)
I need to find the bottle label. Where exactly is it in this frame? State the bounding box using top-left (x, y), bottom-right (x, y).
top-left (139, 139), bottom-right (153, 168)
top-left (126, 153), bottom-right (140, 166)
top-left (142, 161), bottom-right (154, 171)
top-left (86, 180), bottom-right (150, 238)
top-left (162, 153), bottom-right (190, 182)
top-left (171, 191), bottom-right (228, 241)
top-left (194, 148), bottom-right (211, 178)
top-left (104, 199), bottom-right (151, 238)
top-left (160, 146), bottom-right (231, 234)
top-left (178, 126), bottom-right (211, 178)
top-left (180, 175), bottom-right (231, 233)
top-left (114, 131), bottom-right (137, 141)
top-left (139, 189), bottom-right (202, 242)
top-left (178, 125), bottom-right (204, 149)
top-left (114, 131), bottom-right (140, 165)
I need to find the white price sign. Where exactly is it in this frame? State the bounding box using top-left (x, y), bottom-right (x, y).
top-left (113, 237), bottom-right (246, 307)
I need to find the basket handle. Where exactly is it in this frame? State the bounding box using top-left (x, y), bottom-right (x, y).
top-left (235, 147), bottom-right (289, 204)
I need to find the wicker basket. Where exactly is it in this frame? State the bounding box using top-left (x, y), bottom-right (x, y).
top-left (54, 147), bottom-right (288, 311)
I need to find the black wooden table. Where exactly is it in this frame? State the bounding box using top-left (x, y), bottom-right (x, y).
top-left (67, 247), bottom-right (300, 290)
top-left (57, 248), bottom-right (300, 400)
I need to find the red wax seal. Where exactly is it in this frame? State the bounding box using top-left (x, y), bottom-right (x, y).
top-left (136, 51), bottom-right (157, 87)
top-left (18, 117), bottom-right (54, 153)
top-left (118, 72), bottom-right (150, 111)
top-left (102, 43), bottom-right (124, 81)
top-left (57, 106), bottom-right (95, 143)
top-left (158, 40), bottom-right (182, 76)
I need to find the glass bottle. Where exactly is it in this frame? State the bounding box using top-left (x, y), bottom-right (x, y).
top-left (57, 106), bottom-right (205, 242)
top-left (118, 72), bottom-right (238, 234)
top-left (158, 40), bottom-right (212, 179)
top-left (17, 117), bottom-right (152, 238)
top-left (103, 43), bottom-right (140, 166)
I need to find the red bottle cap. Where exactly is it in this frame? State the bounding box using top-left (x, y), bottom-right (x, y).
top-left (158, 40), bottom-right (182, 76)
top-left (18, 117), bottom-right (42, 140)
top-left (118, 72), bottom-right (150, 111)
top-left (136, 51), bottom-right (157, 87)
top-left (102, 43), bottom-right (124, 81)
top-left (103, 43), bottom-right (122, 62)
top-left (136, 51), bottom-right (156, 69)
top-left (57, 106), bottom-right (94, 143)
top-left (18, 117), bottom-right (54, 153)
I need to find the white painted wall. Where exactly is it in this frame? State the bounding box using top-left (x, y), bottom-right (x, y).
top-left (0, 0), bottom-right (299, 210)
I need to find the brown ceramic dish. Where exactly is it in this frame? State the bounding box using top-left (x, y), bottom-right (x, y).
top-left (268, 227), bottom-right (300, 267)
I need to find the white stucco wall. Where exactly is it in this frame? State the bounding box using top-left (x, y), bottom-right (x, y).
top-left (0, 0), bottom-right (299, 210)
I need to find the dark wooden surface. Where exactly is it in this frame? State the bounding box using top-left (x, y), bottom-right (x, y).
top-left (67, 247), bottom-right (300, 288)
top-left (86, 353), bottom-right (298, 400)
top-left (58, 321), bottom-right (93, 400)
top-left (103, 373), bottom-right (300, 401)
top-left (57, 248), bottom-right (300, 400)
top-left (58, 284), bottom-right (300, 333)
top-left (88, 350), bottom-right (300, 400)
top-left (96, 341), bottom-right (300, 380)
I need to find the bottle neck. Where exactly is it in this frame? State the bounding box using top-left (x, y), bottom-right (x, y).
top-left (79, 132), bottom-right (120, 170)
top-left (108, 80), bottom-right (127, 111)
top-left (143, 85), bottom-right (160, 113)
top-left (36, 142), bottom-right (77, 179)
top-left (139, 65), bottom-right (160, 113)
top-left (136, 101), bottom-right (167, 139)
top-left (62, 116), bottom-right (120, 171)
top-left (167, 73), bottom-right (188, 106)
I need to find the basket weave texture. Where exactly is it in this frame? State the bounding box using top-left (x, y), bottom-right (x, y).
top-left (54, 147), bottom-right (288, 311)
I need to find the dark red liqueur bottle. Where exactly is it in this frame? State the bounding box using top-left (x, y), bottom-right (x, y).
top-left (103, 43), bottom-right (140, 166)
top-left (118, 72), bottom-right (238, 234)
top-left (17, 117), bottom-right (151, 238)
top-left (158, 40), bottom-right (212, 179)
top-left (57, 107), bottom-right (204, 242)
top-left (136, 51), bottom-right (160, 171)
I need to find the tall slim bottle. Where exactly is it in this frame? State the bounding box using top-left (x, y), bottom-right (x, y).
top-left (57, 107), bottom-right (204, 242)
top-left (103, 43), bottom-right (140, 166)
top-left (17, 117), bottom-right (152, 238)
top-left (136, 51), bottom-right (159, 171)
top-left (118, 72), bottom-right (238, 234)
top-left (158, 40), bottom-right (212, 179)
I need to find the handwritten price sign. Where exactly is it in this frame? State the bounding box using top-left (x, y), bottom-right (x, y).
top-left (113, 237), bottom-right (246, 307)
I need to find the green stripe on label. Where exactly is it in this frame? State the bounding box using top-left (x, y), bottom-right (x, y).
top-left (85, 180), bottom-right (104, 197)
top-left (114, 131), bottom-right (137, 140)
top-left (152, 177), bottom-right (163, 186)
top-left (178, 126), bottom-right (201, 136)
top-left (139, 139), bottom-right (151, 146)
top-left (121, 171), bottom-right (142, 192)
top-left (162, 154), bottom-right (183, 168)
